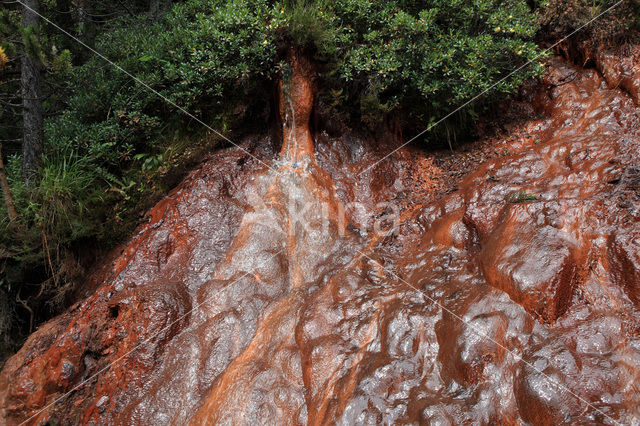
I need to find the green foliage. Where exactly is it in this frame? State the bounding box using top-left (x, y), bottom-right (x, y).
top-left (0, 148), bottom-right (108, 353)
top-left (51, 48), bottom-right (72, 74)
top-left (8, 156), bottom-right (105, 248)
top-left (506, 190), bottom-right (539, 203)
top-left (292, 0), bottom-right (545, 137)
top-left (21, 25), bottom-right (47, 67)
top-left (278, 0), bottom-right (341, 58)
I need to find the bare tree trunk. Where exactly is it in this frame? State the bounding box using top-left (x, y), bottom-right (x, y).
top-left (0, 144), bottom-right (19, 231)
top-left (148, 0), bottom-right (160, 20)
top-left (148, 0), bottom-right (171, 21)
top-left (21, 0), bottom-right (44, 184)
top-left (76, 0), bottom-right (95, 50)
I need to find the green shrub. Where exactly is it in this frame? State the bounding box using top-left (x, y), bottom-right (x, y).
top-left (283, 0), bottom-right (544, 138)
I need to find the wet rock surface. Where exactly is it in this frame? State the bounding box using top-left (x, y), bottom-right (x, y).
top-left (2, 57), bottom-right (640, 425)
top-left (594, 45), bottom-right (640, 106)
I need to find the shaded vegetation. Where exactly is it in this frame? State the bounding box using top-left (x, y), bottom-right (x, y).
top-left (537, 0), bottom-right (640, 46)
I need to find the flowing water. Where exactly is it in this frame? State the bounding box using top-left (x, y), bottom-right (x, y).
top-left (1, 56), bottom-right (639, 425)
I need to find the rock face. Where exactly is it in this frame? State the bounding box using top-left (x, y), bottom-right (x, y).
top-left (2, 57), bottom-right (640, 425)
top-left (279, 48), bottom-right (316, 164)
top-left (595, 45), bottom-right (640, 105)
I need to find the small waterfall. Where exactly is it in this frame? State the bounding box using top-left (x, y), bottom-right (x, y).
top-left (281, 64), bottom-right (298, 165)
top-left (278, 49), bottom-right (315, 169)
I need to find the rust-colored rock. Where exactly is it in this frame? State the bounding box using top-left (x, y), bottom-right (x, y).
top-left (2, 56), bottom-right (640, 425)
top-left (595, 45), bottom-right (640, 105)
top-left (479, 203), bottom-right (581, 322)
top-left (279, 48), bottom-right (316, 164)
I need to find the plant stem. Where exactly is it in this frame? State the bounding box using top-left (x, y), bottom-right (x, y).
top-left (0, 144), bottom-right (19, 231)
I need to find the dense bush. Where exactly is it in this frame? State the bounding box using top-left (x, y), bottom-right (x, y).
top-left (1, 0), bottom-right (545, 356)
top-left (58, 0), bottom-right (544, 160)
top-left (308, 0), bottom-right (544, 134)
